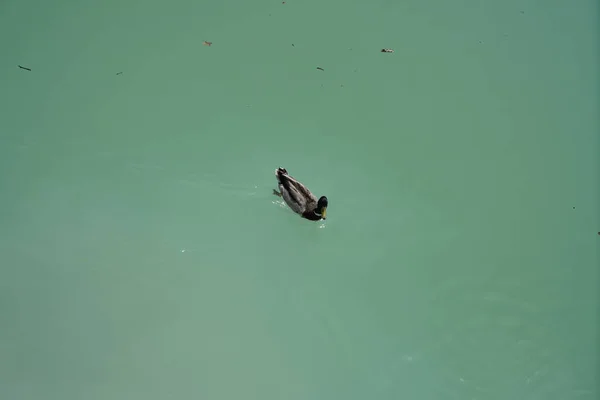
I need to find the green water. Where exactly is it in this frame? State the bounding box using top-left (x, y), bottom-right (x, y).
top-left (1, 0), bottom-right (598, 399)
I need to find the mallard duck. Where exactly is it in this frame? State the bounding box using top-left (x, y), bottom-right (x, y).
top-left (273, 167), bottom-right (328, 221)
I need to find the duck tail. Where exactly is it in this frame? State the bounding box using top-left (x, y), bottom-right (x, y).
top-left (275, 167), bottom-right (288, 181)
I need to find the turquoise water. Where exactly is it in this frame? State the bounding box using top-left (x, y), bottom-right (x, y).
top-left (1, 0), bottom-right (598, 399)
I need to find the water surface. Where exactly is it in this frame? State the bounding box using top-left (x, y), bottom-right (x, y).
top-left (1, 0), bottom-right (598, 399)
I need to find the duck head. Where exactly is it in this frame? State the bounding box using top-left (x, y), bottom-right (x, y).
top-left (317, 196), bottom-right (328, 219)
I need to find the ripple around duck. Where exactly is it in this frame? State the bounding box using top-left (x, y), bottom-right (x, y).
top-left (419, 274), bottom-right (568, 400)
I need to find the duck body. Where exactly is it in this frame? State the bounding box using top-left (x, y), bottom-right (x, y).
top-left (274, 167), bottom-right (328, 221)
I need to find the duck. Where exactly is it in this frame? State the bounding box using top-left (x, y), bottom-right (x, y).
top-left (273, 167), bottom-right (328, 221)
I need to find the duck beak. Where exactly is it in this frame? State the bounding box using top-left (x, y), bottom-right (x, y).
top-left (321, 208), bottom-right (327, 220)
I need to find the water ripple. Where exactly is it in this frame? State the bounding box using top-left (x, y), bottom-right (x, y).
top-left (421, 273), bottom-right (561, 399)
